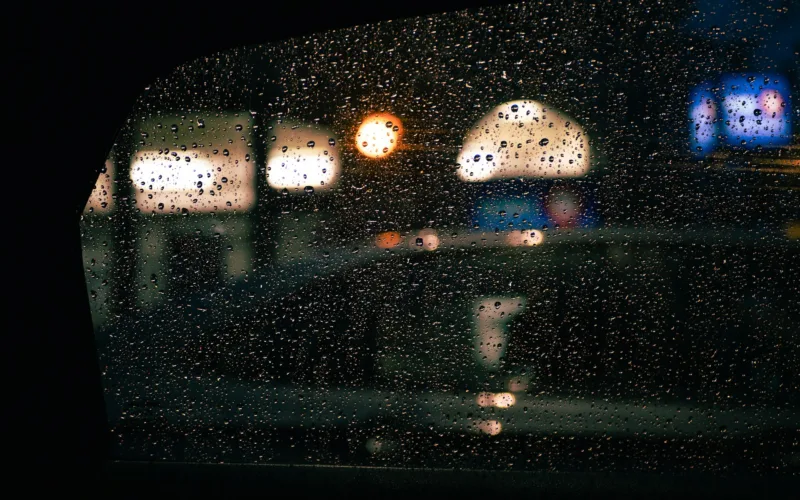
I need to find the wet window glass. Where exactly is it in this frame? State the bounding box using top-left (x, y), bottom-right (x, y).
top-left (82, 0), bottom-right (799, 472)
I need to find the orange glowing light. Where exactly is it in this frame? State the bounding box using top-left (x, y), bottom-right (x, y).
top-left (376, 231), bottom-right (402, 248)
top-left (356, 113), bottom-right (402, 158)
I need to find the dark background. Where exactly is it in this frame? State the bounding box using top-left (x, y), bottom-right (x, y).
top-left (9, 1), bottom-right (797, 496)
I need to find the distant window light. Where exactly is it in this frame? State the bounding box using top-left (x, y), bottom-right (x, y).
top-left (266, 121), bottom-right (341, 192)
top-left (130, 115), bottom-right (256, 213)
top-left (457, 100), bottom-right (591, 182)
top-left (689, 74), bottom-right (791, 156)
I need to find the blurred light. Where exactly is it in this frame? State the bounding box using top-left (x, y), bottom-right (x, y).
top-left (507, 376), bottom-right (530, 392)
top-left (131, 155), bottom-right (217, 190)
top-left (506, 229), bottom-right (544, 247)
top-left (689, 74), bottom-right (792, 156)
top-left (477, 392), bottom-right (516, 408)
top-left (721, 76), bottom-right (791, 148)
top-left (131, 116), bottom-right (255, 213)
top-left (411, 228), bottom-right (439, 251)
top-left (476, 392), bottom-right (494, 407)
top-left (457, 100), bottom-right (590, 182)
top-left (84, 159), bottom-right (114, 214)
top-left (376, 231), bottom-right (402, 248)
top-left (356, 113), bottom-right (402, 158)
top-left (473, 296), bottom-right (527, 370)
top-left (688, 82), bottom-right (718, 156)
top-left (267, 121), bottom-right (341, 192)
top-left (493, 392), bottom-right (516, 408)
top-left (475, 419), bottom-right (502, 436)
top-left (544, 186), bottom-right (583, 228)
top-left (472, 184), bottom-right (600, 232)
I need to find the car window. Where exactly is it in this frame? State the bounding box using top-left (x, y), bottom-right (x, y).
top-left (81, 0), bottom-right (798, 471)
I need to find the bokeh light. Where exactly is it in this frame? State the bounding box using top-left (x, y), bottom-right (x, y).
top-left (267, 121), bottom-right (341, 192)
top-left (356, 113), bottom-right (402, 158)
top-left (457, 100), bottom-right (590, 181)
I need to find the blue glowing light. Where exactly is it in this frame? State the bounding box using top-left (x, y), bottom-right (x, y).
top-left (689, 74), bottom-right (791, 157)
top-left (472, 182), bottom-right (600, 231)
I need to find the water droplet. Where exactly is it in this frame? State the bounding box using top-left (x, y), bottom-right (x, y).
top-left (510, 104), bottom-right (519, 112)
top-left (307, 140), bottom-right (316, 148)
top-left (539, 138), bottom-right (549, 146)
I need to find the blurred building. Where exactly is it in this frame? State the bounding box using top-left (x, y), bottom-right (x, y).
top-left (129, 113), bottom-right (257, 305)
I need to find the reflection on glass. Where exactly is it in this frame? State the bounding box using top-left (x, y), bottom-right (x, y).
top-left (473, 296), bottom-right (527, 370)
top-left (457, 100), bottom-right (590, 181)
top-left (267, 121), bottom-right (341, 191)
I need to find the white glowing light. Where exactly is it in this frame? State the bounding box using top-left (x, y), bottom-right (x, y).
top-left (492, 392), bottom-right (516, 408)
top-left (457, 100), bottom-right (590, 181)
top-left (131, 155), bottom-right (217, 191)
top-left (130, 116), bottom-right (256, 213)
top-left (356, 113), bottom-right (402, 159)
top-left (267, 121), bottom-right (340, 192)
top-left (477, 392), bottom-right (516, 408)
top-left (506, 229), bottom-right (544, 247)
top-left (410, 228), bottom-right (439, 251)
